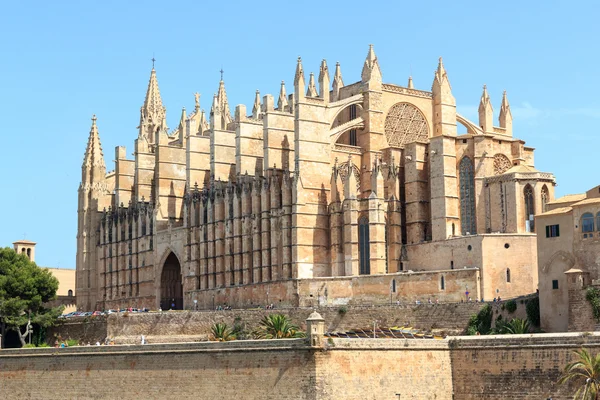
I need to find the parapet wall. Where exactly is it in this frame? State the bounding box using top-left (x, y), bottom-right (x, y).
top-left (107, 302), bottom-right (484, 343)
top-left (1, 333), bottom-right (598, 399)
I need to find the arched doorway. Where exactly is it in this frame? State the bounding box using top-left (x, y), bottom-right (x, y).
top-left (160, 252), bottom-right (183, 310)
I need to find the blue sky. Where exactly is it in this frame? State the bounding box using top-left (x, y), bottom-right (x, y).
top-left (1, 1), bottom-right (598, 269)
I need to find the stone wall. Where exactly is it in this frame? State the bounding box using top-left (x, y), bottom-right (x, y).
top-left (2, 332), bottom-right (599, 399)
top-left (107, 303), bottom-right (484, 343)
top-left (449, 333), bottom-right (600, 399)
top-left (47, 317), bottom-right (108, 345)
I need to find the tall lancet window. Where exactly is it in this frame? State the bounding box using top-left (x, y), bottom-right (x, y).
top-left (459, 157), bottom-right (476, 235)
top-left (358, 216), bottom-right (370, 275)
top-left (541, 185), bottom-right (549, 213)
top-left (524, 184), bottom-right (535, 232)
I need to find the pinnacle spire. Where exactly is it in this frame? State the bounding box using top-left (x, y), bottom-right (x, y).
top-left (434, 57), bottom-right (451, 89)
top-left (499, 90), bottom-right (513, 134)
top-left (318, 59), bottom-right (330, 101)
top-left (179, 107), bottom-right (187, 130)
top-left (478, 85), bottom-right (493, 132)
top-left (361, 44), bottom-right (382, 83)
top-left (332, 62), bottom-right (343, 102)
top-left (307, 72), bottom-right (318, 97)
top-left (216, 79), bottom-right (232, 126)
top-left (294, 57), bottom-right (305, 87)
top-left (407, 76), bottom-right (414, 89)
top-left (142, 68), bottom-right (165, 123)
top-left (278, 81), bottom-right (288, 110)
top-left (252, 90), bottom-right (262, 118)
top-left (82, 114), bottom-right (106, 183)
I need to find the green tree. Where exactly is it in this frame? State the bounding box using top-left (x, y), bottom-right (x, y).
top-left (559, 348), bottom-right (600, 399)
top-left (210, 322), bottom-right (235, 342)
top-left (0, 248), bottom-right (62, 347)
top-left (254, 314), bottom-right (305, 339)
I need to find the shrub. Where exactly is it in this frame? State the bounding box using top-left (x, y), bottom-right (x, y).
top-left (66, 339), bottom-right (79, 347)
top-left (254, 314), bottom-right (305, 339)
top-left (210, 323), bottom-right (236, 342)
top-left (466, 304), bottom-right (493, 335)
top-left (338, 306), bottom-right (347, 316)
top-left (586, 287), bottom-right (600, 322)
top-left (505, 299), bottom-right (517, 313)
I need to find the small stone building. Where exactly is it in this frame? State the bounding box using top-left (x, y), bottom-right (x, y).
top-left (76, 46), bottom-right (555, 311)
top-left (537, 186), bottom-right (600, 332)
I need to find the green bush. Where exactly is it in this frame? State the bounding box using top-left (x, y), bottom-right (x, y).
top-left (338, 306), bottom-right (347, 315)
top-left (505, 299), bottom-right (517, 313)
top-left (22, 344), bottom-right (37, 348)
top-left (525, 297), bottom-right (541, 327)
top-left (66, 339), bottom-right (79, 347)
top-left (586, 287), bottom-right (600, 322)
top-left (466, 304), bottom-right (493, 335)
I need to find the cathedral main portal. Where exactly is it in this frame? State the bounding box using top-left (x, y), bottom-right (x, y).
top-left (160, 252), bottom-right (183, 310)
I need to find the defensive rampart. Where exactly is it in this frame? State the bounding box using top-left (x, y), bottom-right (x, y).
top-left (1, 332), bottom-right (598, 399)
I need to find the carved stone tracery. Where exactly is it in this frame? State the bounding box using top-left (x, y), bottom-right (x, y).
top-left (337, 161), bottom-right (361, 192)
top-left (384, 103), bottom-right (428, 148)
top-left (493, 154), bottom-right (512, 175)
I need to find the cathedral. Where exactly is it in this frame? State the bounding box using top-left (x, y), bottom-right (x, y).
top-left (76, 46), bottom-right (556, 311)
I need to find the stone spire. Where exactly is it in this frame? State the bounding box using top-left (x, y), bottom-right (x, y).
top-left (332, 62), bottom-right (343, 102)
top-left (499, 90), bottom-right (513, 135)
top-left (250, 90), bottom-right (260, 119)
top-left (361, 44), bottom-right (382, 83)
top-left (198, 109), bottom-right (209, 135)
top-left (139, 67), bottom-right (167, 142)
top-left (318, 59), bottom-right (330, 102)
top-left (407, 76), bottom-right (414, 89)
top-left (178, 107), bottom-right (187, 139)
top-left (433, 57), bottom-right (452, 90)
top-left (277, 81), bottom-right (288, 111)
top-left (216, 78), bottom-right (232, 128)
top-left (210, 93), bottom-right (220, 130)
top-left (478, 85), bottom-right (493, 132)
top-left (306, 72), bottom-right (318, 97)
top-left (294, 57), bottom-right (305, 101)
top-left (82, 115), bottom-right (106, 184)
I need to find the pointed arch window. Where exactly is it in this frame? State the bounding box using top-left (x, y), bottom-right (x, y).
top-left (524, 184), bottom-right (535, 232)
top-left (596, 212), bottom-right (600, 232)
top-left (541, 185), bottom-right (549, 213)
top-left (440, 275), bottom-right (445, 290)
top-left (358, 217), bottom-right (370, 275)
top-left (506, 268), bottom-right (511, 283)
top-left (459, 157), bottom-right (476, 235)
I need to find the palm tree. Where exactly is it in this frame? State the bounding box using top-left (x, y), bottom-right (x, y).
top-left (210, 322), bottom-right (235, 342)
top-left (254, 314), bottom-right (305, 339)
top-left (559, 348), bottom-right (600, 399)
top-left (503, 318), bottom-right (530, 334)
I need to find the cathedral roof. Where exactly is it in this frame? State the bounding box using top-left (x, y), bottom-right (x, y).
top-left (503, 164), bottom-right (538, 174)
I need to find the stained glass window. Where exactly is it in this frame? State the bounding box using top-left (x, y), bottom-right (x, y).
top-left (524, 184), bottom-right (535, 232)
top-left (459, 157), bottom-right (476, 235)
top-left (359, 217), bottom-right (370, 275)
top-left (541, 185), bottom-right (549, 213)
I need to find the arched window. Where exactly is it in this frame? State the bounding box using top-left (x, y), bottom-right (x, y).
top-left (597, 212), bottom-right (600, 232)
top-left (26, 248), bottom-right (31, 259)
top-left (541, 185), bottom-right (549, 213)
top-left (506, 268), bottom-right (511, 283)
top-left (440, 275), bottom-right (445, 290)
top-left (358, 217), bottom-right (370, 275)
top-left (524, 184), bottom-right (535, 232)
top-left (68, 289), bottom-right (73, 297)
top-left (582, 212), bottom-right (594, 233)
top-left (391, 279), bottom-right (396, 293)
top-left (459, 157), bottom-right (476, 235)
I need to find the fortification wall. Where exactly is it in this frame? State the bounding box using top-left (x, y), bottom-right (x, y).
top-left (107, 302), bottom-right (484, 343)
top-left (449, 333), bottom-right (600, 399)
top-left (1, 333), bottom-right (599, 399)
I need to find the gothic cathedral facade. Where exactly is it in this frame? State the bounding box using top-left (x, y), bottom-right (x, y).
top-left (76, 46), bottom-right (555, 311)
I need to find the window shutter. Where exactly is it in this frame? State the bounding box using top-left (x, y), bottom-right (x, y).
top-left (556, 225), bottom-right (560, 237)
top-left (546, 225), bottom-right (550, 238)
